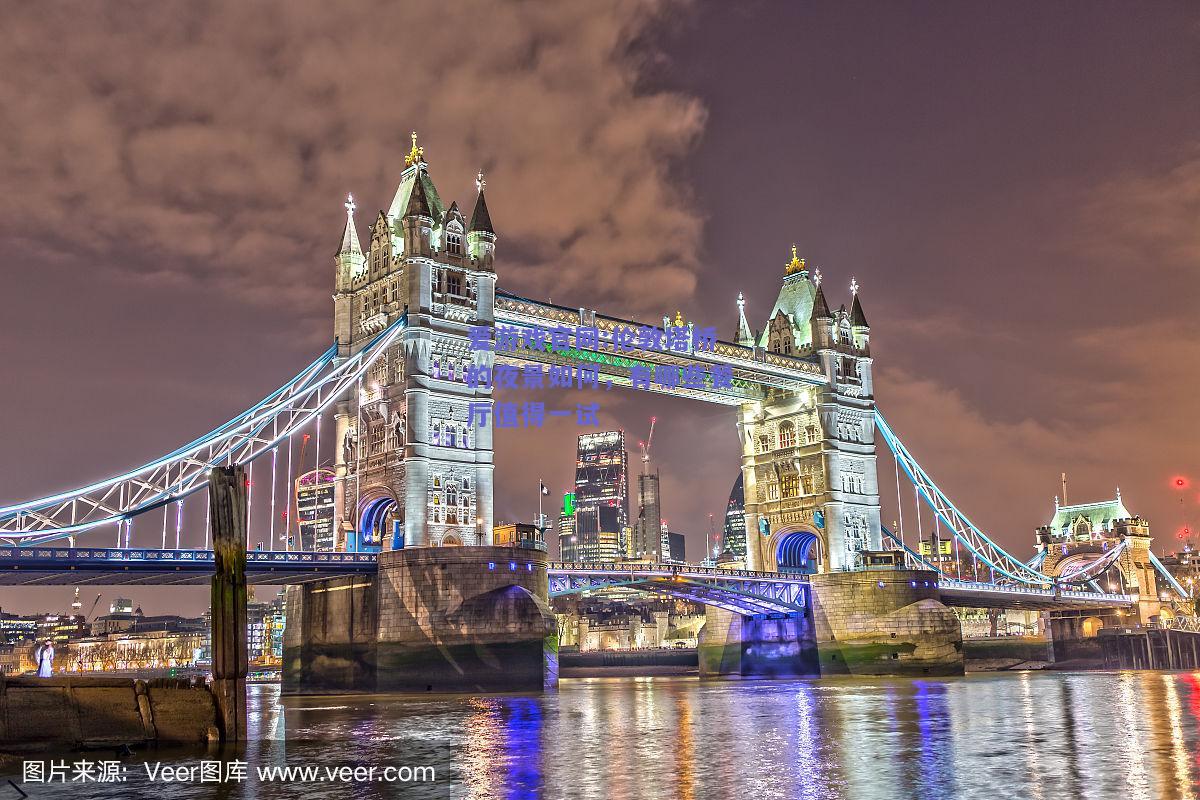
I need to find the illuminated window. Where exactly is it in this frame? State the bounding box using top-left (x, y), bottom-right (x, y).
top-left (779, 422), bottom-right (795, 449)
top-left (767, 483), bottom-right (779, 501)
top-left (781, 475), bottom-right (799, 499)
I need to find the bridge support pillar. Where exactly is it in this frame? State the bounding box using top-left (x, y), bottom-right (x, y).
top-left (209, 467), bottom-right (248, 741)
top-left (698, 607), bottom-right (818, 678)
top-left (809, 569), bottom-right (963, 676)
top-left (283, 546), bottom-right (558, 694)
top-left (1045, 609), bottom-right (1125, 664)
top-left (375, 546), bottom-right (557, 692)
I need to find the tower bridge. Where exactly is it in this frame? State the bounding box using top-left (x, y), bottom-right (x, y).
top-left (0, 134), bottom-right (1185, 690)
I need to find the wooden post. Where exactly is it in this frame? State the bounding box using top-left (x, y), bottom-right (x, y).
top-left (209, 466), bottom-right (248, 741)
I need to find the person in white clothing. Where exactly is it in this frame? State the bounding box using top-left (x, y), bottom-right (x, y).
top-left (35, 640), bottom-right (54, 677)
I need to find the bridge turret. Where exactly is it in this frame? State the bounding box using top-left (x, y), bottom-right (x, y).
top-left (401, 169), bottom-right (436, 259)
top-left (334, 194), bottom-right (367, 355)
top-left (467, 171), bottom-right (497, 271)
top-left (329, 133), bottom-right (497, 553)
top-left (734, 292), bottom-right (754, 347)
top-left (739, 254), bottom-right (881, 574)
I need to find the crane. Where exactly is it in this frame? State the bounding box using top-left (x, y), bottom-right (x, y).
top-left (85, 593), bottom-right (103, 622)
top-left (637, 417), bottom-right (657, 476)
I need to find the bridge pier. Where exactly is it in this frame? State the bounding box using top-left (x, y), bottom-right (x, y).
top-left (284, 546), bottom-right (558, 694)
top-left (698, 607), bottom-right (819, 678)
top-left (809, 569), bottom-right (963, 676)
top-left (1045, 609), bottom-right (1122, 663)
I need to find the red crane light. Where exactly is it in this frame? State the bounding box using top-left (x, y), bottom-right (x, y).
top-left (1172, 476), bottom-right (1190, 490)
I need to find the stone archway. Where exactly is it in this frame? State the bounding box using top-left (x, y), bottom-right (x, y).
top-left (1081, 616), bottom-right (1104, 637)
top-left (441, 533), bottom-right (462, 546)
top-left (357, 488), bottom-right (399, 551)
top-left (765, 524), bottom-right (825, 574)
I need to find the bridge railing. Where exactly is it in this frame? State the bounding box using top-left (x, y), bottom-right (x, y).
top-left (0, 547), bottom-right (377, 567)
top-left (939, 576), bottom-right (1133, 604)
top-left (549, 561), bottom-right (804, 582)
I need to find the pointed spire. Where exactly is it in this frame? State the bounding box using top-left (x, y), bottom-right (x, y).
top-left (469, 173), bottom-right (494, 234)
top-left (811, 283), bottom-right (832, 320)
top-left (735, 292), bottom-right (754, 346)
top-left (404, 172), bottom-right (432, 218)
top-left (850, 291), bottom-right (869, 328)
top-left (785, 244), bottom-right (807, 276)
top-left (338, 193), bottom-right (362, 256)
top-left (404, 130), bottom-right (425, 168)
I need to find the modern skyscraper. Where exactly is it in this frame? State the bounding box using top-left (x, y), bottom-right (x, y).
top-left (571, 431), bottom-right (629, 562)
top-left (722, 472), bottom-right (747, 560)
top-left (659, 524), bottom-right (686, 563)
top-left (295, 468), bottom-right (337, 550)
top-left (632, 471), bottom-right (662, 560)
top-left (558, 492), bottom-right (577, 560)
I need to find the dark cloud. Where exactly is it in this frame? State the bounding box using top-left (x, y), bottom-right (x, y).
top-left (0, 0), bottom-right (705, 323)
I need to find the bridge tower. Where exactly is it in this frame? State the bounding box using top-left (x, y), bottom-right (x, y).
top-left (739, 249), bottom-right (882, 573)
top-left (1036, 492), bottom-right (1163, 625)
top-left (331, 135), bottom-right (497, 550)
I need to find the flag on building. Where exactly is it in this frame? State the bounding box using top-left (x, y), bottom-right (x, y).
top-left (540, 481), bottom-right (549, 496)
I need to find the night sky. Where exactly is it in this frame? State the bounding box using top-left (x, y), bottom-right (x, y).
top-left (1, 2), bottom-right (1197, 616)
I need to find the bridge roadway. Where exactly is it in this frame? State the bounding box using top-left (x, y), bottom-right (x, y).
top-left (0, 548), bottom-right (1135, 612)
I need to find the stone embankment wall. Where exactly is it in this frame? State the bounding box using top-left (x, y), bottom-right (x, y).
top-left (810, 569), bottom-right (964, 676)
top-left (0, 675), bottom-right (217, 752)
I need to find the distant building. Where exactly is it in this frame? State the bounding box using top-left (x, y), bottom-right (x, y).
top-left (632, 471), bottom-right (662, 560)
top-left (0, 644), bottom-right (19, 675)
top-left (91, 604), bottom-right (142, 636)
top-left (659, 526), bottom-right (686, 563)
top-left (571, 431), bottom-right (629, 562)
top-left (574, 504), bottom-right (623, 563)
top-left (0, 613), bottom-right (41, 645)
top-left (67, 612), bottom-right (206, 673)
top-left (202, 591), bottom-right (285, 666)
top-left (721, 473), bottom-right (747, 561)
top-left (296, 468), bottom-right (337, 550)
top-left (557, 493), bottom-right (577, 561)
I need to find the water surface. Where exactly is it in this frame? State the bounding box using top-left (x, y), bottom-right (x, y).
top-left (7, 671), bottom-right (1200, 799)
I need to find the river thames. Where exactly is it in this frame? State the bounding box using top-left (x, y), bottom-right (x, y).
top-left (9, 670), bottom-right (1200, 799)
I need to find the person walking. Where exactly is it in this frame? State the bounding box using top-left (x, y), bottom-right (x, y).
top-left (35, 639), bottom-right (54, 677)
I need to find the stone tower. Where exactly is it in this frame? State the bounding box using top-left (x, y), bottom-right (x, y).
top-left (738, 248), bottom-right (882, 573)
top-left (331, 134), bottom-right (497, 551)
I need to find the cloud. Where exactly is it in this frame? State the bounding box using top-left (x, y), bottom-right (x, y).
top-left (1076, 145), bottom-right (1200, 270)
top-left (0, 0), bottom-right (705, 319)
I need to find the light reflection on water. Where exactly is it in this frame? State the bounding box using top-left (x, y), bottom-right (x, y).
top-left (8, 671), bottom-right (1200, 799)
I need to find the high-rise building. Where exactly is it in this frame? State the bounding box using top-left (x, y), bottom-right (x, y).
top-left (557, 493), bottom-right (577, 560)
top-left (571, 431), bottom-right (629, 562)
top-left (659, 524), bottom-right (686, 563)
top-left (295, 468), bottom-right (337, 550)
top-left (632, 471), bottom-right (662, 560)
top-left (721, 473), bottom-right (747, 560)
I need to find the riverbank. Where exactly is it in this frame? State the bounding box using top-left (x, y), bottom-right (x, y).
top-left (0, 675), bottom-right (218, 753)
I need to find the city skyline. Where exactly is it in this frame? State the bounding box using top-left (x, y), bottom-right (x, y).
top-left (0, 3), bottom-right (1197, 616)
